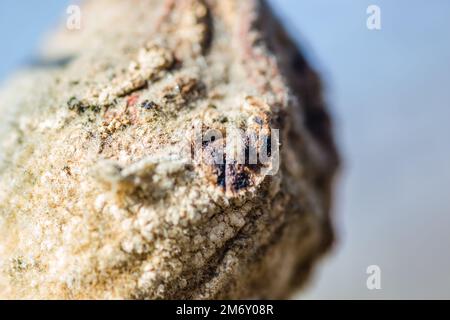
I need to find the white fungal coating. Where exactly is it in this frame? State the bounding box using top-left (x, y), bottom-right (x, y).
top-left (0, 0), bottom-right (338, 299)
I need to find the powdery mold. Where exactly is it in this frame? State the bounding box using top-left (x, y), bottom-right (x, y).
top-left (0, 0), bottom-right (339, 299)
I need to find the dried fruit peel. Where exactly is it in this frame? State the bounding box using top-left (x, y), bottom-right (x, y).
top-left (0, 0), bottom-right (338, 299)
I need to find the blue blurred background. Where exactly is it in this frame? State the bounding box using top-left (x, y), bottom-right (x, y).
top-left (1, 0), bottom-right (449, 299)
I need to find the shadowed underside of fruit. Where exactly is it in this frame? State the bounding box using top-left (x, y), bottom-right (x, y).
top-left (0, 0), bottom-right (339, 299)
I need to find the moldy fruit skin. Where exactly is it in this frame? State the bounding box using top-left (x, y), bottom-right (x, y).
top-left (0, 0), bottom-right (339, 299)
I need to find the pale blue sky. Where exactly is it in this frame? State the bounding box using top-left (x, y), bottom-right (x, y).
top-left (1, 0), bottom-right (449, 299)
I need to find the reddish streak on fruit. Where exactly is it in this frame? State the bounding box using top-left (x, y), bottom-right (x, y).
top-left (127, 94), bottom-right (139, 107)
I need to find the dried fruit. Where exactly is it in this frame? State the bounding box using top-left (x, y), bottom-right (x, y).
top-left (0, 0), bottom-right (338, 299)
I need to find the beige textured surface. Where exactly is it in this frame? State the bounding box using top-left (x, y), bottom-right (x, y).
top-left (0, 0), bottom-right (338, 299)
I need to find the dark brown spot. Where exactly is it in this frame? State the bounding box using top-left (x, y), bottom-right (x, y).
top-left (62, 166), bottom-right (72, 176)
top-left (140, 100), bottom-right (158, 110)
